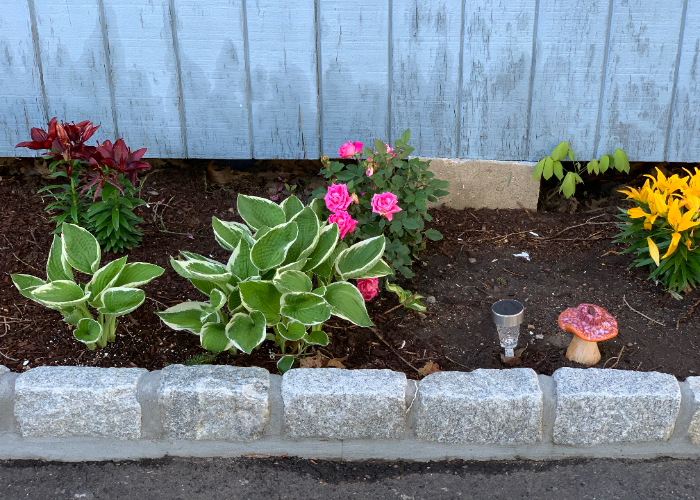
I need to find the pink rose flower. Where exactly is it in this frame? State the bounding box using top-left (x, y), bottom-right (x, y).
top-left (366, 167), bottom-right (374, 177)
top-left (371, 192), bottom-right (402, 221)
top-left (356, 278), bottom-right (379, 301)
top-left (338, 141), bottom-right (363, 158)
top-left (324, 183), bottom-right (352, 213)
top-left (328, 210), bottom-right (358, 239)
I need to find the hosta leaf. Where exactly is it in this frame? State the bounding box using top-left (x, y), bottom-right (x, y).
top-left (73, 318), bottom-right (102, 346)
top-left (314, 242), bottom-right (347, 279)
top-left (284, 207), bottom-right (320, 263)
top-left (302, 223), bottom-right (339, 272)
top-left (170, 258), bottom-right (232, 286)
top-left (61, 223), bottom-right (101, 274)
top-left (308, 198), bottom-right (325, 221)
top-left (209, 288), bottom-right (227, 309)
top-left (12, 274), bottom-right (47, 299)
top-left (212, 217), bottom-right (254, 251)
top-left (85, 256), bottom-right (128, 303)
top-left (277, 355), bottom-right (295, 373)
top-left (227, 238), bottom-right (259, 281)
top-left (237, 194), bottom-right (286, 231)
top-left (201, 323), bottom-right (233, 353)
top-left (274, 270), bottom-right (312, 293)
top-left (46, 234), bottom-right (73, 282)
top-left (239, 280), bottom-right (282, 324)
top-left (228, 287), bottom-right (243, 313)
top-left (335, 236), bottom-right (386, 279)
top-left (278, 259), bottom-right (308, 272)
top-left (324, 281), bottom-right (373, 326)
top-left (278, 320), bottom-right (306, 341)
top-left (111, 262), bottom-right (164, 288)
top-left (350, 259), bottom-right (392, 279)
top-left (225, 310), bottom-right (266, 354)
top-left (250, 221), bottom-right (298, 271)
top-left (305, 329), bottom-right (329, 346)
top-left (97, 287), bottom-right (145, 316)
top-left (280, 292), bottom-right (331, 325)
top-left (30, 280), bottom-right (89, 309)
top-left (156, 301), bottom-right (209, 334)
top-left (281, 195), bottom-right (304, 220)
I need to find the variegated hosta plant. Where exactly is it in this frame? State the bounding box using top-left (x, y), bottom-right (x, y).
top-left (11, 223), bottom-right (164, 349)
top-left (156, 194), bottom-right (391, 372)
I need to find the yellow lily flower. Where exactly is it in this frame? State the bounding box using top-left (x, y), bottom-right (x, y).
top-left (619, 180), bottom-right (652, 203)
top-left (648, 237), bottom-right (660, 266)
top-left (667, 199), bottom-right (700, 232)
top-left (627, 207), bottom-right (648, 219)
top-left (662, 232), bottom-right (682, 259)
top-left (648, 191), bottom-right (669, 217)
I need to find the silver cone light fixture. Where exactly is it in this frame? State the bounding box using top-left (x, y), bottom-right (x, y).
top-left (492, 299), bottom-right (525, 358)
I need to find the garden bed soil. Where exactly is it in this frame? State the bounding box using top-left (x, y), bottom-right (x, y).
top-left (1, 163), bottom-right (698, 379)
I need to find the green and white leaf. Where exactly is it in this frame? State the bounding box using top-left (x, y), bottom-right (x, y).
top-left (156, 301), bottom-right (209, 334)
top-left (237, 194), bottom-right (286, 231)
top-left (61, 223), bottom-right (101, 274)
top-left (225, 310), bottom-right (266, 354)
top-left (277, 320), bottom-right (307, 341)
top-left (284, 207), bottom-right (319, 262)
top-left (250, 221), bottom-right (298, 271)
top-left (12, 274), bottom-right (46, 299)
top-left (201, 322), bottom-right (233, 353)
top-left (73, 318), bottom-right (102, 346)
top-left (304, 329), bottom-right (329, 346)
top-left (349, 259), bottom-right (392, 279)
top-left (239, 280), bottom-right (282, 324)
top-left (46, 234), bottom-right (73, 282)
top-left (281, 195), bottom-right (304, 220)
top-left (30, 280), bottom-right (90, 308)
top-left (335, 235), bottom-right (386, 280)
top-left (85, 256), bottom-right (127, 303)
top-left (96, 287), bottom-right (145, 316)
top-left (302, 223), bottom-right (339, 271)
top-left (277, 355), bottom-right (295, 373)
top-left (313, 242), bottom-right (347, 279)
top-left (280, 292), bottom-right (331, 325)
top-left (274, 270), bottom-right (312, 293)
top-left (111, 262), bottom-right (165, 288)
top-left (170, 258), bottom-right (232, 286)
top-left (324, 282), bottom-right (373, 326)
top-left (212, 217), bottom-right (254, 251)
top-left (227, 238), bottom-right (259, 281)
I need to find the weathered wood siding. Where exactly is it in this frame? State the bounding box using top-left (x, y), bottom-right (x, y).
top-left (2, 0), bottom-right (699, 161)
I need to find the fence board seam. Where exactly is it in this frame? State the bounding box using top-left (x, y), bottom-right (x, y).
top-left (525, 0), bottom-right (541, 160)
top-left (665, 0), bottom-right (689, 161)
top-left (168, 0), bottom-right (188, 158)
top-left (26, 0), bottom-right (48, 125)
top-left (456, 0), bottom-right (466, 158)
top-left (594, 0), bottom-right (615, 158)
top-left (315, 0), bottom-right (323, 158)
top-left (241, 0), bottom-right (254, 158)
top-left (97, 0), bottom-right (118, 139)
top-left (387, 0), bottom-right (394, 144)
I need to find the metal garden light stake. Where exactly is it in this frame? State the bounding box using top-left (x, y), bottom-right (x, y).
top-left (492, 299), bottom-right (525, 358)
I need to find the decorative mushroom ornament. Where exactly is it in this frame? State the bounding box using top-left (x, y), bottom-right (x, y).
top-left (558, 304), bottom-right (618, 366)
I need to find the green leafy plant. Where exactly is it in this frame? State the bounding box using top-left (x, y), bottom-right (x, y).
top-left (311, 129), bottom-right (449, 278)
top-left (156, 194), bottom-right (391, 372)
top-left (532, 141), bottom-right (630, 199)
top-left (385, 282), bottom-right (426, 311)
top-left (17, 118), bottom-right (151, 252)
top-left (11, 223), bottom-right (164, 349)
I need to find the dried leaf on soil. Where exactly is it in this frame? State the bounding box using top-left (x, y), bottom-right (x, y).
top-left (418, 361), bottom-right (441, 376)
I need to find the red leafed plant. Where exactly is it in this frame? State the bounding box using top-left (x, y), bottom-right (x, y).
top-left (16, 118), bottom-right (151, 253)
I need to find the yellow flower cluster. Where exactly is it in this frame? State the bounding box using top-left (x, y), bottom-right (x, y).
top-left (620, 168), bottom-right (700, 265)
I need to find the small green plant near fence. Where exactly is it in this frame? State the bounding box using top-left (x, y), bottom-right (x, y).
top-left (11, 223), bottom-right (164, 349)
top-left (16, 118), bottom-right (151, 253)
top-left (532, 141), bottom-right (630, 199)
top-left (157, 194), bottom-right (390, 373)
top-left (311, 129), bottom-right (449, 279)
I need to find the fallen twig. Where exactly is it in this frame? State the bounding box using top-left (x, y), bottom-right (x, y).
top-left (502, 268), bottom-right (525, 278)
top-left (370, 327), bottom-right (423, 377)
top-left (445, 356), bottom-right (474, 371)
top-left (0, 350), bottom-right (19, 362)
top-left (677, 299), bottom-right (700, 330)
top-left (12, 253), bottom-right (41, 273)
top-left (381, 293), bottom-right (419, 317)
top-left (623, 295), bottom-right (665, 326)
top-left (517, 202), bottom-right (535, 221)
top-left (542, 215), bottom-right (616, 240)
top-left (602, 345), bottom-right (625, 369)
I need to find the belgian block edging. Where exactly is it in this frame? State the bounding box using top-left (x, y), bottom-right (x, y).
top-left (1, 364), bottom-right (700, 461)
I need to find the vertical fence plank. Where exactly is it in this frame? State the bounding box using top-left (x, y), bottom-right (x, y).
top-left (0, 2), bottom-right (46, 156)
top-left (102, 0), bottom-right (184, 157)
top-left (596, 0), bottom-right (684, 160)
top-left (667, 0), bottom-right (698, 162)
top-left (527, 0), bottom-right (610, 161)
top-left (391, 0), bottom-right (462, 157)
top-left (32, 0), bottom-right (115, 139)
top-left (245, 0), bottom-right (318, 159)
top-left (174, 0), bottom-right (250, 158)
top-left (461, 0), bottom-right (535, 160)
top-left (320, 0), bottom-right (390, 156)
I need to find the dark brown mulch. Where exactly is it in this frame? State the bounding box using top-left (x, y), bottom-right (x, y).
top-left (1, 163), bottom-right (699, 379)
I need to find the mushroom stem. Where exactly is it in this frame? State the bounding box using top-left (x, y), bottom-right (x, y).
top-left (565, 335), bottom-right (601, 366)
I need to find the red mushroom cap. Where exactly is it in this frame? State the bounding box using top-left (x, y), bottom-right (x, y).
top-left (557, 304), bottom-right (618, 342)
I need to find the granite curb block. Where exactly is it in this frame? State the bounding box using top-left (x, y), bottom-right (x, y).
top-left (0, 365), bottom-right (699, 461)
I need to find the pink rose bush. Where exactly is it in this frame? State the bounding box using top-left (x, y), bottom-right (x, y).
top-left (371, 192), bottom-right (402, 221)
top-left (356, 278), bottom-right (379, 301)
top-left (313, 129), bottom-right (449, 279)
top-left (328, 210), bottom-right (358, 239)
top-left (324, 183), bottom-right (352, 213)
top-left (338, 141), bottom-right (363, 159)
